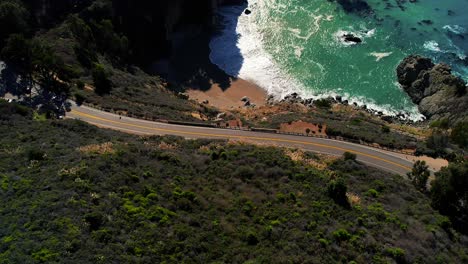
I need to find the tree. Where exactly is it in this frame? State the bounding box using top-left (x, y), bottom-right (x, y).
top-left (92, 64), bottom-right (112, 95)
top-left (431, 160), bottom-right (468, 234)
top-left (426, 131), bottom-right (449, 157)
top-left (407, 160), bottom-right (430, 192)
top-left (1, 34), bottom-right (33, 74)
top-left (0, 0), bottom-right (29, 45)
top-left (31, 41), bottom-right (71, 95)
top-left (451, 122), bottom-right (468, 148)
top-left (327, 179), bottom-right (349, 207)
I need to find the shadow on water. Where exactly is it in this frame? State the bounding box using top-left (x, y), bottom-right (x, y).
top-left (167, 3), bottom-right (246, 92)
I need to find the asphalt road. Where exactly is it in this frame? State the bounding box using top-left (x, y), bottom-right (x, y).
top-left (67, 104), bottom-right (417, 175)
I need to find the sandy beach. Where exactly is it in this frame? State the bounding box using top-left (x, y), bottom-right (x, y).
top-left (186, 78), bottom-right (266, 110)
top-left (167, 31), bottom-right (268, 110)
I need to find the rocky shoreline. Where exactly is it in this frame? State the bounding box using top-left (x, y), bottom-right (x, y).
top-left (397, 55), bottom-right (468, 124)
top-left (237, 55), bottom-right (467, 126)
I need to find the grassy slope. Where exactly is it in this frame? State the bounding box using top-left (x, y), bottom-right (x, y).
top-left (0, 101), bottom-right (467, 263)
top-left (38, 20), bottom-right (216, 122)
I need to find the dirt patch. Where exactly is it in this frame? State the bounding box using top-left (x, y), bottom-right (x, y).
top-left (216, 119), bottom-right (243, 129)
top-left (279, 120), bottom-right (327, 136)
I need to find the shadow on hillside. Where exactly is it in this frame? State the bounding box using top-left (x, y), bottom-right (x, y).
top-left (167, 3), bottom-right (246, 92)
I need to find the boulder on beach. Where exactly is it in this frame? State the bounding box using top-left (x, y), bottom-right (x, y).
top-left (241, 96), bottom-right (250, 102)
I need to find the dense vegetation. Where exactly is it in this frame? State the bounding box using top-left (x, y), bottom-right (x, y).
top-left (1, 101), bottom-right (467, 263)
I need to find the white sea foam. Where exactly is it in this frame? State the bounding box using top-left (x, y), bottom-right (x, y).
top-left (443, 25), bottom-right (467, 35)
top-left (369, 52), bottom-right (393, 62)
top-left (209, 2), bottom-right (303, 98)
top-left (294, 46), bottom-right (304, 58)
top-left (209, 3), bottom-right (424, 121)
top-left (423, 41), bottom-right (442, 52)
top-left (424, 39), bottom-right (467, 60)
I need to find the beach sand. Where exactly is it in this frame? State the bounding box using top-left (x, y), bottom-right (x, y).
top-left (186, 78), bottom-right (266, 110)
top-left (167, 31), bottom-right (267, 110)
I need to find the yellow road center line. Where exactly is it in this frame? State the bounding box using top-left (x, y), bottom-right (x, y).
top-left (71, 110), bottom-right (412, 171)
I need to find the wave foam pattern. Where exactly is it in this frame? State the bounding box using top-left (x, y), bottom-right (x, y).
top-left (208, 0), bottom-right (468, 121)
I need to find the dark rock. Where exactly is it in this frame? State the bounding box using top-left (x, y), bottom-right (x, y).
top-left (304, 98), bottom-right (314, 106)
top-left (397, 55), bottom-right (468, 124)
top-left (244, 9), bottom-right (251, 15)
top-left (336, 95), bottom-right (342, 102)
top-left (381, 116), bottom-right (393, 123)
top-left (421, 19), bottom-right (434, 25)
top-left (343, 34), bottom-right (362, 43)
top-left (342, 100), bottom-right (349, 105)
top-left (396, 55), bottom-right (434, 102)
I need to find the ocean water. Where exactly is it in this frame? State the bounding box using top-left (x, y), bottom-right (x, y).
top-left (209, 0), bottom-right (468, 120)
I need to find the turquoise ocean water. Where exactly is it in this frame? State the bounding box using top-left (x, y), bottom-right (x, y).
top-left (210, 0), bottom-right (468, 120)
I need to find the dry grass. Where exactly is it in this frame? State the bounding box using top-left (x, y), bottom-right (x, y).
top-left (158, 142), bottom-right (178, 150)
top-left (346, 192), bottom-right (361, 206)
top-left (285, 149), bottom-right (335, 170)
top-left (78, 142), bottom-right (115, 155)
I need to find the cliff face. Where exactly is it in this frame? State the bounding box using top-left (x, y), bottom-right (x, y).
top-left (397, 55), bottom-right (468, 124)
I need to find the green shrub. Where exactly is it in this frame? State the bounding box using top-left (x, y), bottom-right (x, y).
top-left (381, 125), bottom-right (391, 133)
top-left (450, 122), bottom-right (468, 148)
top-left (430, 119), bottom-right (450, 129)
top-left (92, 64), bottom-right (112, 95)
top-left (314, 99), bottom-right (331, 109)
top-left (318, 238), bottom-right (330, 247)
top-left (343, 152), bottom-right (357, 161)
top-left (234, 166), bottom-right (255, 180)
top-left (74, 91), bottom-right (86, 105)
top-left (76, 80), bottom-right (85, 90)
top-left (246, 232), bottom-right (259, 245)
top-left (32, 249), bottom-right (59, 262)
top-left (385, 247), bottom-right (405, 261)
top-left (407, 161), bottom-right (430, 192)
top-left (27, 148), bottom-right (46, 161)
top-left (366, 189), bottom-right (379, 198)
top-left (333, 229), bottom-right (352, 241)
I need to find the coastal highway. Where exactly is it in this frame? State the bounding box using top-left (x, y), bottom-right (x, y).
top-left (68, 104), bottom-right (418, 175)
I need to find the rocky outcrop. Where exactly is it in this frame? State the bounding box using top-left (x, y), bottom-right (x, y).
top-left (397, 55), bottom-right (468, 124)
top-left (342, 34), bottom-right (362, 44)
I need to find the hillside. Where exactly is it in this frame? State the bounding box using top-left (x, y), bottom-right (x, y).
top-left (1, 101), bottom-right (467, 263)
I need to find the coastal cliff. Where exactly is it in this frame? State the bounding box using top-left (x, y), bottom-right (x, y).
top-left (397, 55), bottom-right (468, 124)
